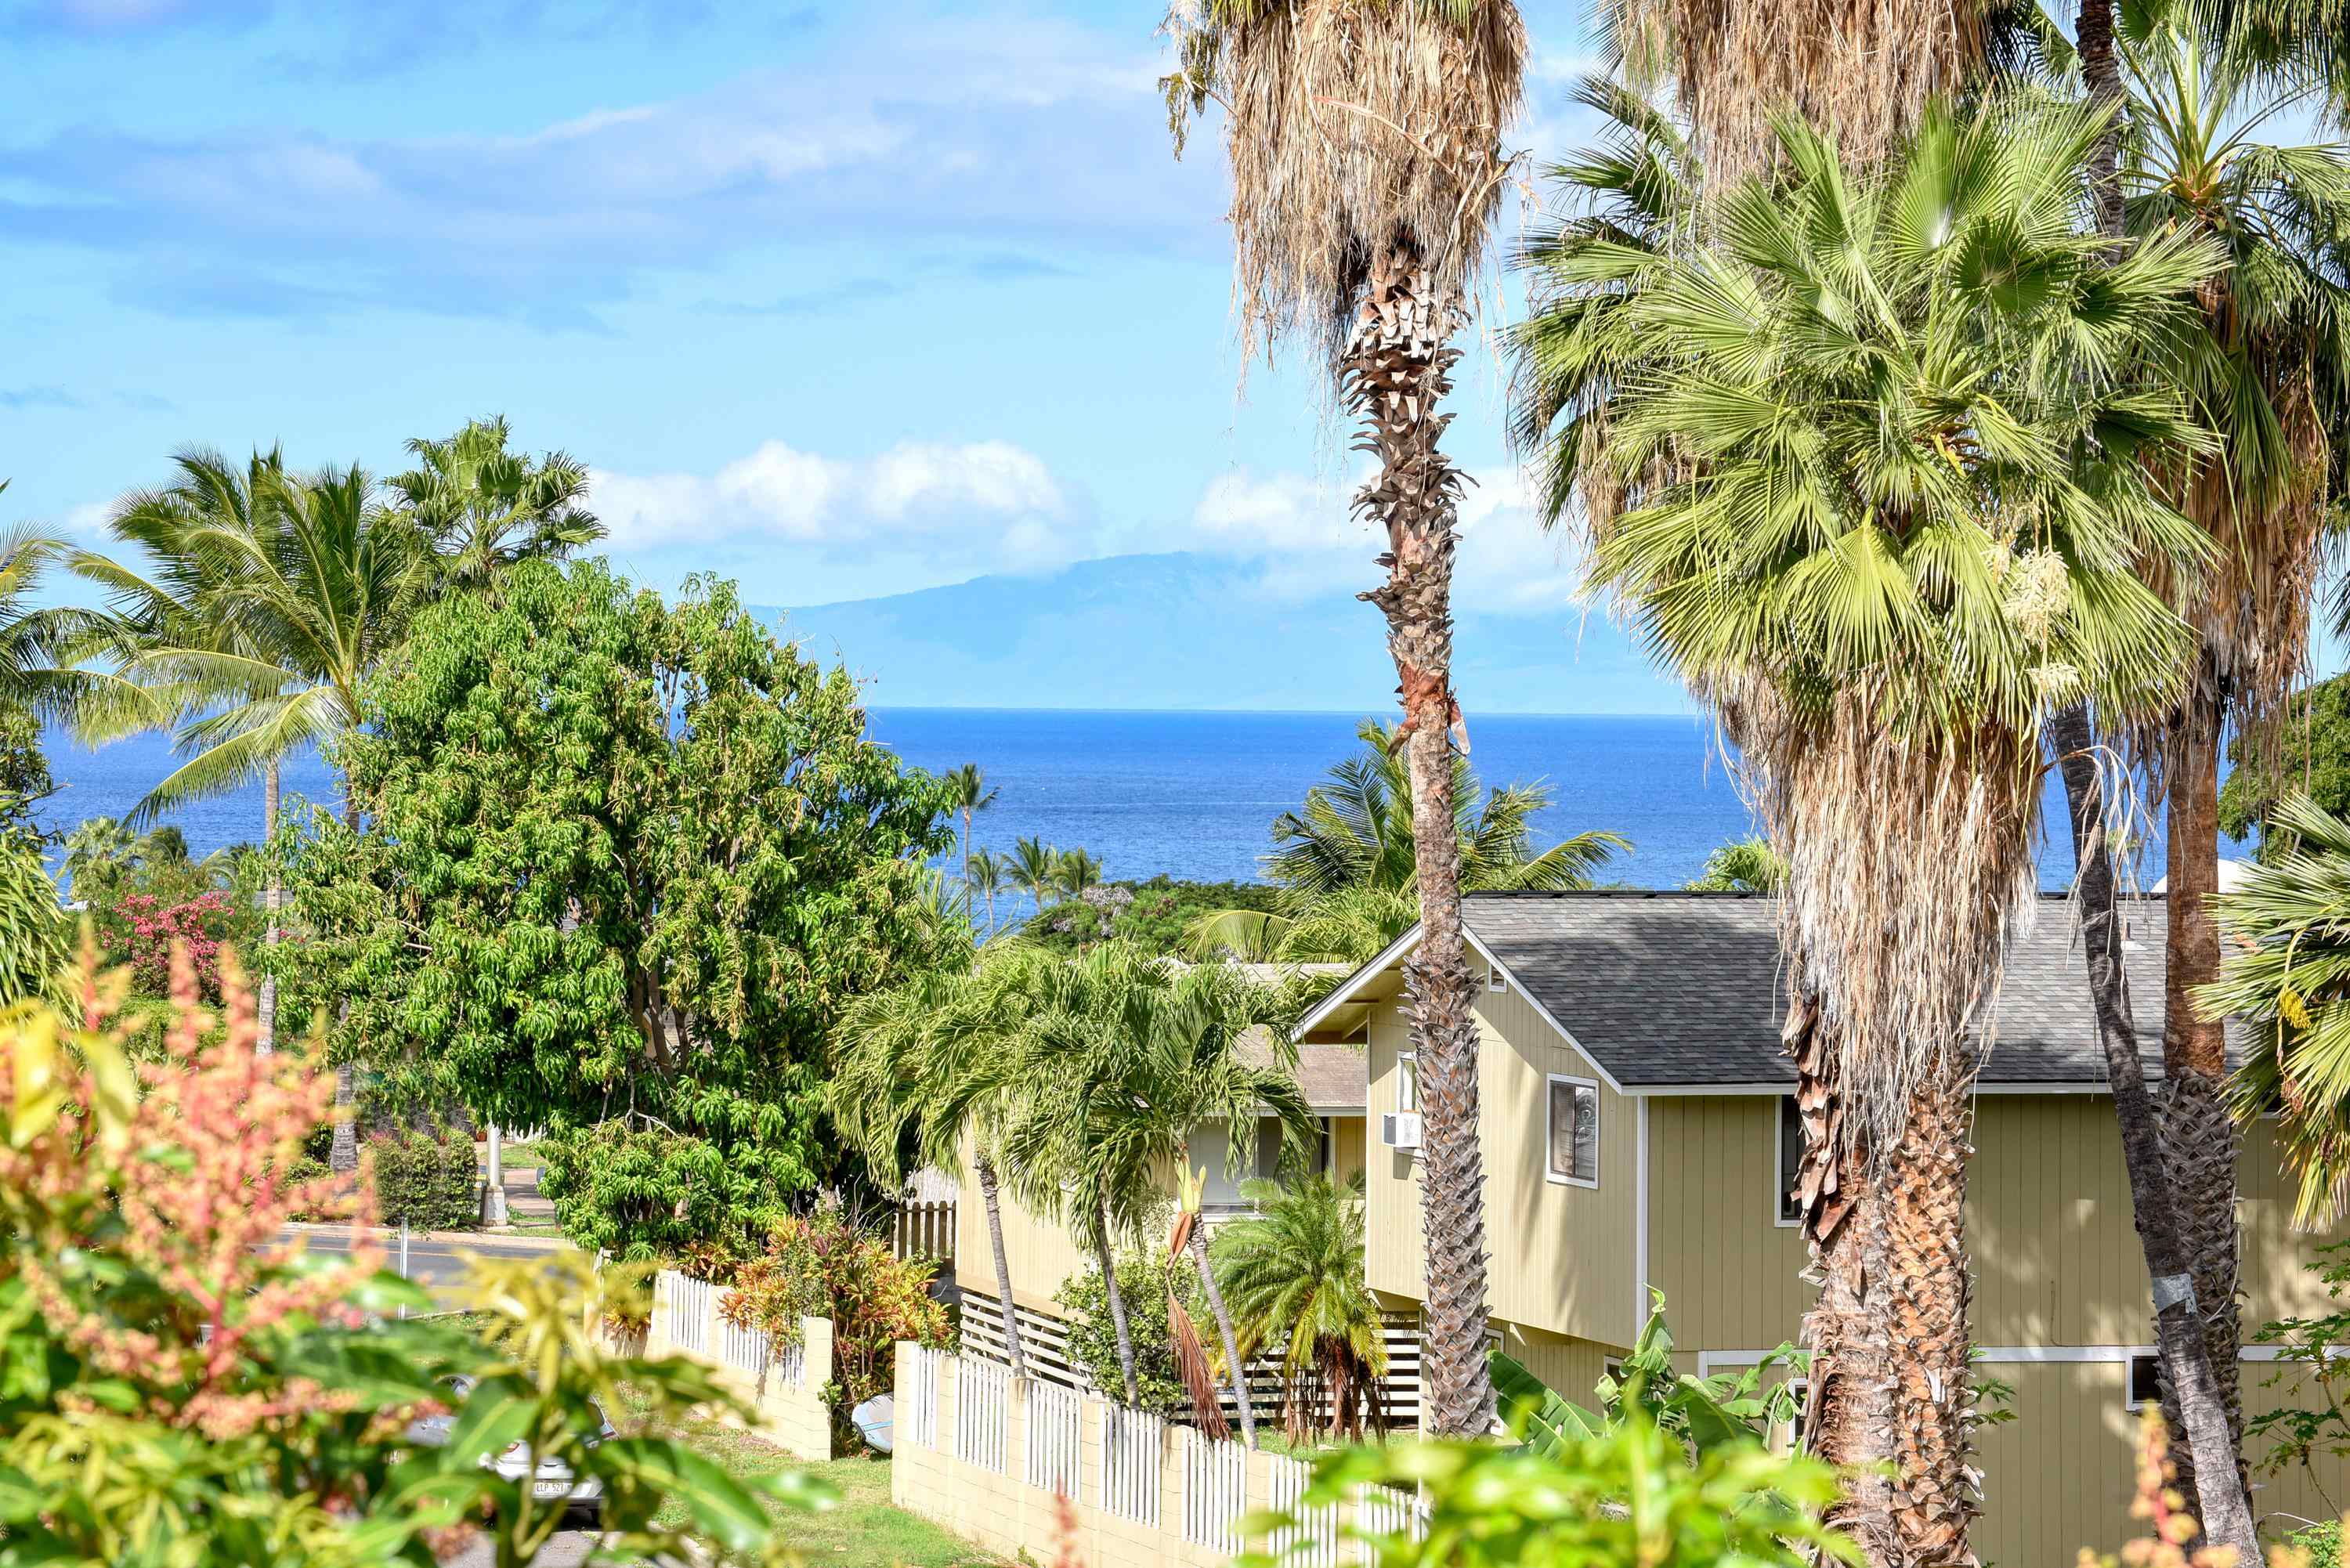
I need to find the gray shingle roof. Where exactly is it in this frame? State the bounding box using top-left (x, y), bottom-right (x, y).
top-left (1238, 1027), bottom-right (1367, 1111)
top-left (1462, 891), bottom-right (2186, 1089)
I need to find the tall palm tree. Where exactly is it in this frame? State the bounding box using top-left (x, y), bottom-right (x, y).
top-left (2118, 16), bottom-right (2350, 1487)
top-left (1053, 846), bottom-right (1103, 904)
top-left (1161, 0), bottom-right (1527, 1436)
top-left (964, 847), bottom-right (1010, 937)
top-left (387, 416), bottom-right (602, 592)
top-left (942, 764), bottom-right (999, 916)
top-left (1010, 836), bottom-right (1058, 914)
top-left (1515, 94), bottom-right (2219, 1565)
top-left (1212, 1172), bottom-right (1388, 1444)
top-left (832, 955), bottom-right (1036, 1379)
top-left (995, 944), bottom-right (1314, 1422)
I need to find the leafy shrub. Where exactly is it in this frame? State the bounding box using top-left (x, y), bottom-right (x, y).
top-left (1056, 1234), bottom-right (1209, 1417)
top-left (718, 1201), bottom-right (949, 1446)
top-left (2296, 1520), bottom-right (2344, 1568)
top-left (115, 889), bottom-right (239, 995)
top-left (369, 1126), bottom-right (479, 1230)
top-left (1016, 876), bottom-right (1283, 956)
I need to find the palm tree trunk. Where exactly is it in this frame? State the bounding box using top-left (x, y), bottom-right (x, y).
top-left (1350, 242), bottom-right (1493, 1438)
top-left (974, 1148), bottom-right (1029, 1378)
top-left (1096, 1194), bottom-right (1141, 1406)
top-left (1188, 1221), bottom-right (1257, 1447)
top-left (960, 809), bottom-right (974, 919)
top-left (260, 755), bottom-right (280, 1055)
top-left (2163, 674), bottom-right (2248, 1487)
top-left (1881, 1066), bottom-right (1979, 1568)
top-left (2052, 701), bottom-right (2259, 1561)
top-left (1786, 991), bottom-right (1902, 1567)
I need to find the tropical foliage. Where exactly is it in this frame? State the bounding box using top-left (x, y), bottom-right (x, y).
top-left (387, 414), bottom-right (602, 592)
top-left (2219, 672), bottom-right (2350, 848)
top-left (1212, 1172), bottom-right (1389, 1443)
top-left (266, 558), bottom-right (960, 1259)
top-left (1055, 1237), bottom-right (1210, 1419)
top-left (1686, 837), bottom-right (1788, 894)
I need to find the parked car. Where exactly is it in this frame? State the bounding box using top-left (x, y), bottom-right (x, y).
top-left (404, 1375), bottom-right (616, 1525)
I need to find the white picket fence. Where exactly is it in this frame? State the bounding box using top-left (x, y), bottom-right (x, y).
top-left (1359, 1483), bottom-right (1430, 1545)
top-left (1100, 1402), bottom-right (1164, 1526)
top-left (1025, 1380), bottom-right (1084, 1499)
top-left (956, 1353), bottom-right (1010, 1472)
top-left (1267, 1452), bottom-right (1347, 1568)
top-left (906, 1346), bottom-right (947, 1451)
top-left (1181, 1424), bottom-right (1249, 1553)
top-left (667, 1274), bottom-right (714, 1356)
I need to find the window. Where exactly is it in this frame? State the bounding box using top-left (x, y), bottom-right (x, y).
top-left (1602, 1357), bottom-right (1625, 1386)
top-left (1546, 1075), bottom-right (1600, 1187)
top-left (1396, 1053), bottom-right (1418, 1114)
top-left (1487, 965), bottom-right (1508, 994)
top-left (2127, 1353), bottom-right (2162, 1411)
top-left (1776, 1096), bottom-right (1804, 1226)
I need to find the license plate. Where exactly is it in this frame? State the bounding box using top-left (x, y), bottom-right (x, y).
top-left (533, 1481), bottom-right (571, 1499)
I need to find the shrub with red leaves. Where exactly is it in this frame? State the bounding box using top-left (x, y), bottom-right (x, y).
top-left (114, 889), bottom-right (238, 995)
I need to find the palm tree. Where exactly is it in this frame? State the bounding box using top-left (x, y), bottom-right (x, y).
top-left (1010, 836), bottom-right (1058, 915)
top-left (2117, 16), bottom-right (2350, 1487)
top-left (2202, 794), bottom-right (2350, 1222)
top-left (1053, 846), bottom-right (1103, 905)
top-left (832, 954), bottom-right (1036, 1379)
top-left (964, 848), bottom-right (1010, 937)
top-left (1515, 94), bottom-right (2220, 1564)
top-left (1161, 0), bottom-right (1527, 1437)
top-left (995, 944), bottom-right (1314, 1422)
top-left (1685, 838), bottom-right (1786, 894)
top-left (1212, 1172), bottom-right (1388, 1444)
top-left (61, 816), bottom-right (143, 904)
top-left (387, 415), bottom-right (602, 592)
top-left (942, 764), bottom-right (999, 916)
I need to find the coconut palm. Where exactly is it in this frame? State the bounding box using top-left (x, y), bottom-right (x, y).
top-left (965, 848), bottom-right (1010, 937)
top-left (1054, 846), bottom-right (1103, 904)
top-left (1516, 94), bottom-right (2220, 1563)
top-left (2116, 15), bottom-right (2350, 1480)
top-left (2203, 794), bottom-right (2350, 1223)
top-left (994, 944), bottom-right (1314, 1422)
top-left (1212, 1172), bottom-right (1388, 1444)
top-left (1161, 0), bottom-right (1527, 1436)
top-left (1010, 836), bottom-right (1058, 914)
top-left (832, 954), bottom-right (1036, 1379)
top-left (1685, 837), bottom-right (1786, 893)
top-left (387, 415), bottom-right (601, 592)
top-left (0, 514), bottom-right (128, 734)
top-left (943, 764), bottom-right (999, 916)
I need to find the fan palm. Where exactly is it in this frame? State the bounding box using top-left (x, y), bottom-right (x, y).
top-left (832, 952), bottom-right (1036, 1379)
top-left (1212, 1172), bottom-right (1388, 1444)
top-left (943, 764), bottom-right (999, 916)
top-left (993, 943), bottom-right (1314, 1427)
top-left (1161, 0), bottom-right (1526, 1436)
top-left (1517, 94), bottom-right (2218, 1563)
top-left (388, 416), bottom-right (601, 591)
top-left (2113, 14), bottom-right (2350, 1472)
top-left (2203, 795), bottom-right (2350, 1223)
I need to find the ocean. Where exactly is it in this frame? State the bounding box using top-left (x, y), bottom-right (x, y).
top-left (36, 710), bottom-right (2213, 912)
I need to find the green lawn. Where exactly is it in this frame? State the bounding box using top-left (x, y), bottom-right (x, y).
top-left (494, 1139), bottom-right (547, 1172)
top-left (608, 1384), bottom-right (1001, 1567)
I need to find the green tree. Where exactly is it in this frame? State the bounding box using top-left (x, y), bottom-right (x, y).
top-left (995, 942), bottom-right (1313, 1422)
top-left (1188, 720), bottom-right (1627, 963)
top-left (964, 847), bottom-right (1010, 936)
top-left (2218, 673), bottom-right (2350, 849)
top-left (1162, 0), bottom-right (1528, 1437)
top-left (389, 414), bottom-right (602, 591)
top-left (942, 763), bottom-right (998, 916)
top-left (269, 558), bottom-right (956, 1259)
top-left (0, 838), bottom-right (69, 1006)
top-left (1010, 834), bottom-right (1058, 911)
top-left (1054, 844), bottom-right (1104, 902)
top-left (1686, 837), bottom-right (1788, 894)
top-left (1513, 92), bottom-right (2218, 1563)
top-left (1212, 1172), bottom-right (1389, 1443)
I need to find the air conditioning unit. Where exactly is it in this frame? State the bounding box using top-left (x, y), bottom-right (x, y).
top-left (1382, 1112), bottom-right (1423, 1151)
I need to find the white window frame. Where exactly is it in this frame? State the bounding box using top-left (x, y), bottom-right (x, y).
top-left (1396, 1052), bottom-right (1418, 1115)
top-left (1546, 1073), bottom-right (1601, 1190)
top-left (1774, 1375), bottom-right (1810, 1454)
top-left (1486, 964), bottom-right (1508, 994)
top-left (2124, 1353), bottom-right (2162, 1411)
top-left (1773, 1095), bottom-right (1802, 1229)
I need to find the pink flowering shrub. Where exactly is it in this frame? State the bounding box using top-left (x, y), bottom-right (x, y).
top-left (114, 888), bottom-right (238, 995)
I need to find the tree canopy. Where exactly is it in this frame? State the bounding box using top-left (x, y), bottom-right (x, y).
top-left (269, 558), bottom-right (960, 1258)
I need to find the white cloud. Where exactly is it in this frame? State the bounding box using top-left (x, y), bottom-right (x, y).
top-left (593, 437), bottom-right (1077, 569)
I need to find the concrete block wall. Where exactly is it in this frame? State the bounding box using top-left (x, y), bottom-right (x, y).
top-left (648, 1270), bottom-right (834, 1461)
top-left (891, 1342), bottom-right (1418, 1568)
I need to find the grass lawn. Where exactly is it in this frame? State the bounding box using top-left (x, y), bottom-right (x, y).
top-left (608, 1385), bottom-right (1002, 1567)
top-left (494, 1139), bottom-right (547, 1171)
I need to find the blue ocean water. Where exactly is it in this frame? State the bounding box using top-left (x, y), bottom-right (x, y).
top-left (35, 710), bottom-right (2213, 907)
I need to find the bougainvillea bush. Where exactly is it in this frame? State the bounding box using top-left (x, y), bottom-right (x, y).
top-left (113, 888), bottom-right (239, 995)
top-left (0, 943), bottom-right (826, 1566)
top-left (717, 1201), bottom-right (950, 1444)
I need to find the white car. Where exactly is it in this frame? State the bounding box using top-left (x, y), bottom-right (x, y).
top-left (407, 1375), bottom-right (616, 1526)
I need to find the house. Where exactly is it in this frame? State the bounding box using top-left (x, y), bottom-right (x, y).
top-left (949, 1037), bottom-right (1372, 1382)
top-left (1296, 889), bottom-right (2350, 1565)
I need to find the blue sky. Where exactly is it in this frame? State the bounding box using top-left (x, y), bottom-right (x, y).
top-left (2, 0), bottom-right (1618, 627)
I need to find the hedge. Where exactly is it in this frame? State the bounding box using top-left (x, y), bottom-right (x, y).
top-left (370, 1129), bottom-right (480, 1231)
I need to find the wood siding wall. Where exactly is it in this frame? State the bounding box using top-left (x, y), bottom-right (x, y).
top-left (1363, 971), bottom-right (1639, 1349)
top-left (953, 1151), bottom-right (1093, 1313)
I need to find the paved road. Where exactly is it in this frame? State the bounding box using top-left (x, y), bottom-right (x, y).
top-left (284, 1228), bottom-right (575, 1303)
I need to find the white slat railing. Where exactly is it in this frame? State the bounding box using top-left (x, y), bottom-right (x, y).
top-left (1099, 1402), bottom-right (1163, 1526)
top-left (1359, 1483), bottom-right (1430, 1555)
top-left (717, 1314), bottom-right (769, 1382)
top-left (1267, 1453), bottom-right (1344, 1568)
top-left (1180, 1424), bottom-right (1249, 1552)
top-left (1023, 1379), bottom-right (1083, 1499)
top-left (663, 1273), bottom-right (713, 1356)
top-left (905, 1346), bottom-right (946, 1451)
top-left (954, 1354), bottom-right (1010, 1473)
